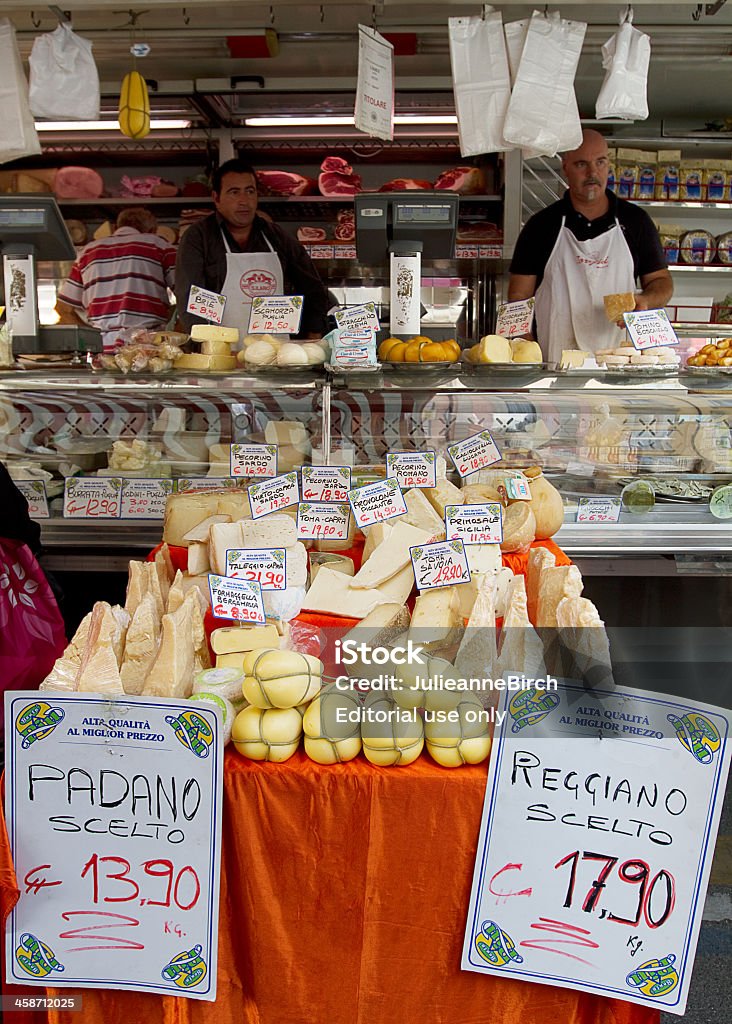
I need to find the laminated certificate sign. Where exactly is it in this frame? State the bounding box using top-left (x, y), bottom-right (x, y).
top-left (462, 683), bottom-right (731, 1015)
top-left (5, 693), bottom-right (224, 999)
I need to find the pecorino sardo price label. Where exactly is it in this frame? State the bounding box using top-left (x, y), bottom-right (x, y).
top-left (296, 502), bottom-right (351, 541)
top-left (247, 472), bottom-right (299, 520)
top-left (301, 465), bottom-right (351, 503)
top-left (448, 430), bottom-right (502, 478)
top-left (230, 444), bottom-right (278, 480)
top-left (348, 477), bottom-right (407, 529)
top-left (410, 538), bottom-right (471, 590)
top-left (208, 574), bottom-right (265, 623)
top-left (386, 450), bottom-right (437, 490)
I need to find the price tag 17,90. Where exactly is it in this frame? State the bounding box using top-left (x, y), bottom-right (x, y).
top-left (576, 496), bottom-right (622, 523)
top-left (248, 472), bottom-right (300, 520)
top-left (225, 548), bottom-right (286, 591)
top-left (63, 477), bottom-right (122, 519)
top-left (247, 295), bottom-right (304, 335)
top-left (348, 477), bottom-right (407, 529)
top-left (410, 538), bottom-right (471, 591)
top-left (230, 443), bottom-right (278, 479)
top-left (186, 284), bottom-right (227, 325)
top-left (386, 450), bottom-right (437, 490)
top-left (445, 502), bottom-right (503, 545)
top-left (297, 502), bottom-right (350, 541)
top-left (301, 465), bottom-right (351, 502)
top-left (120, 479), bottom-right (174, 520)
top-left (448, 430), bottom-right (502, 478)
top-left (16, 480), bottom-right (49, 519)
top-left (208, 574), bottom-right (266, 623)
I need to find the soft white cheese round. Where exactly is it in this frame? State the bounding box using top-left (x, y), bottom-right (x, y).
top-left (276, 343), bottom-right (309, 366)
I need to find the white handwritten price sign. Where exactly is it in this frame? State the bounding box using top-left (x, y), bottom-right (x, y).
top-left (462, 683), bottom-right (732, 1016)
top-left (4, 692), bottom-right (224, 999)
top-left (348, 477), bottom-right (407, 529)
top-left (247, 295), bottom-right (303, 335)
top-left (177, 478), bottom-right (238, 493)
top-left (248, 472), bottom-right (299, 520)
top-left (297, 502), bottom-right (350, 541)
top-left (623, 309), bottom-right (679, 352)
top-left (386, 451), bottom-right (437, 490)
top-left (577, 497), bottom-right (622, 524)
top-left (496, 297), bottom-right (536, 338)
top-left (186, 284), bottom-right (226, 325)
top-left (225, 548), bottom-right (286, 591)
top-left (301, 465), bottom-right (351, 503)
top-left (445, 503), bottom-right (503, 545)
top-left (410, 538), bottom-right (471, 590)
top-left (334, 302), bottom-right (381, 332)
top-left (230, 443), bottom-right (278, 480)
top-left (120, 479), bottom-right (174, 520)
top-left (448, 430), bottom-right (502, 478)
top-left (208, 574), bottom-right (265, 623)
top-left (63, 477), bottom-right (122, 519)
top-left (16, 481), bottom-right (49, 519)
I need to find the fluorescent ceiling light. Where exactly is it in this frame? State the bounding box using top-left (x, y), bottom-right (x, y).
top-left (244, 115), bottom-right (458, 127)
top-left (34, 119), bottom-right (191, 131)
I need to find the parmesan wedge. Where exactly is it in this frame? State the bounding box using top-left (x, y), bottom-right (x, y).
top-left (536, 565), bottom-right (583, 628)
top-left (350, 520), bottom-right (431, 590)
top-left (526, 547), bottom-right (556, 625)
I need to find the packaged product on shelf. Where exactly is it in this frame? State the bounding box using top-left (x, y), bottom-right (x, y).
top-left (616, 148), bottom-right (642, 199)
top-left (656, 222), bottom-right (682, 263)
top-left (702, 159), bottom-right (728, 202)
top-left (636, 151), bottom-right (657, 200)
top-left (716, 230), bottom-right (732, 266)
top-left (680, 161), bottom-right (704, 201)
top-left (655, 150), bottom-right (681, 200)
top-left (680, 228), bottom-right (716, 265)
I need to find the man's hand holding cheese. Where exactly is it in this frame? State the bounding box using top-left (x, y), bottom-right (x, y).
top-left (508, 129), bottom-right (673, 363)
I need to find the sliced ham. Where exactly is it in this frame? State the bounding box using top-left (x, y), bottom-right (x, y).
top-left (379, 178), bottom-right (433, 192)
top-left (256, 170), bottom-right (317, 196)
top-left (297, 226), bottom-right (327, 242)
top-left (433, 166), bottom-right (485, 195)
top-left (318, 156), bottom-right (362, 196)
top-left (53, 166), bottom-right (104, 200)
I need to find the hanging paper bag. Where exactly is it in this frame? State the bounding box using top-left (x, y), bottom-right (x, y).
top-left (29, 21), bottom-right (101, 121)
top-left (0, 18), bottom-right (41, 164)
top-left (448, 11), bottom-right (512, 157)
top-left (595, 7), bottom-right (650, 121)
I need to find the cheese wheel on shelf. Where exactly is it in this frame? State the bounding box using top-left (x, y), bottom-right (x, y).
top-left (361, 694), bottom-right (424, 767)
top-left (232, 705), bottom-right (302, 762)
top-left (242, 648), bottom-right (323, 709)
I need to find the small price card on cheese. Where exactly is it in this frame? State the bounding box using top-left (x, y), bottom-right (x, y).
top-left (386, 450), bottom-right (437, 489)
top-left (63, 477), bottom-right (122, 519)
top-left (297, 502), bottom-right (350, 541)
top-left (177, 477), bottom-right (238, 492)
top-left (334, 301), bottom-right (380, 332)
top-left (411, 538), bottom-right (471, 590)
top-left (248, 295), bottom-right (304, 335)
top-left (120, 479), bottom-right (174, 519)
top-left (623, 308), bottom-right (679, 351)
top-left (576, 496), bottom-right (622, 523)
top-left (209, 574), bottom-right (266, 623)
top-left (16, 480), bottom-right (49, 519)
top-left (226, 548), bottom-right (286, 591)
top-left (301, 465), bottom-right (351, 502)
top-left (496, 297), bottom-right (536, 338)
top-left (248, 472), bottom-right (299, 520)
top-left (448, 430), bottom-right (502, 478)
top-left (230, 443), bottom-right (278, 479)
top-left (445, 502), bottom-right (503, 545)
top-left (187, 284), bottom-right (227, 325)
top-left (348, 477), bottom-right (407, 528)
top-left (506, 473), bottom-right (531, 500)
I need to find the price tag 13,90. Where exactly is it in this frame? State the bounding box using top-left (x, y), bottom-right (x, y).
top-left (576, 496), bottom-right (622, 523)
top-left (448, 430), bottom-right (502, 478)
top-left (445, 502), bottom-right (503, 545)
top-left (297, 502), bottom-right (350, 541)
top-left (186, 284), bottom-right (227, 325)
top-left (386, 450), bottom-right (437, 490)
top-left (226, 547), bottom-right (286, 590)
top-left (411, 538), bottom-right (471, 591)
top-left (348, 477), bottom-right (407, 529)
top-left (230, 443), bottom-right (278, 479)
top-left (16, 480), bottom-right (49, 519)
top-left (63, 477), bottom-right (122, 519)
top-left (209, 574), bottom-right (266, 623)
top-left (301, 465), bottom-right (351, 502)
top-left (248, 472), bottom-right (300, 519)
top-left (120, 479), bottom-right (174, 519)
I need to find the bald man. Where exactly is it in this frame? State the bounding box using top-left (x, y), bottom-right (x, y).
top-left (508, 129), bottom-right (673, 363)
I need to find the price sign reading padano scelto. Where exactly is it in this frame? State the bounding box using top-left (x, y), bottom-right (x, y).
top-left (5, 693), bottom-right (223, 1000)
top-left (462, 683), bottom-right (731, 1016)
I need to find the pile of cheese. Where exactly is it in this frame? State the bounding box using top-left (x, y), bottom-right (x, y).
top-left (176, 325), bottom-right (240, 373)
top-left (240, 334), bottom-right (329, 368)
top-left (463, 335), bottom-right (543, 365)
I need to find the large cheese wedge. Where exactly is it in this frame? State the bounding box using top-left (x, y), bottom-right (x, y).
top-left (284, 542), bottom-right (308, 587)
top-left (120, 593), bottom-right (161, 695)
top-left (184, 588), bottom-right (211, 672)
top-left (423, 478), bottom-right (464, 518)
top-left (209, 521), bottom-right (245, 576)
top-left (214, 490), bottom-right (251, 520)
top-left (465, 544), bottom-right (501, 575)
top-left (180, 573), bottom-right (212, 607)
top-left (125, 560), bottom-right (148, 617)
top-left (232, 705), bottom-right (302, 762)
top-left (314, 512), bottom-right (358, 552)
top-left (536, 565), bottom-right (583, 628)
top-left (241, 514), bottom-right (297, 549)
top-left (166, 570), bottom-right (186, 613)
top-left (164, 490), bottom-right (242, 547)
top-left (202, 340), bottom-right (234, 356)
top-left (456, 566), bottom-right (514, 619)
top-left (264, 419), bottom-right (308, 452)
top-left (155, 543), bottom-right (175, 585)
top-left (496, 575), bottom-right (545, 679)
top-left (190, 324), bottom-right (239, 344)
top-left (303, 567), bottom-right (381, 619)
top-left (211, 623), bottom-right (280, 655)
top-left (145, 560), bottom-right (166, 620)
top-left (408, 586), bottom-right (462, 651)
top-left (350, 520), bottom-right (431, 590)
top-left (175, 352), bottom-right (237, 372)
top-left (556, 595), bottom-right (612, 685)
top-left (454, 574), bottom-right (498, 686)
top-left (377, 562), bottom-right (416, 606)
top-left (242, 649), bottom-right (322, 709)
top-left (40, 611), bottom-right (92, 692)
top-left (424, 693), bottom-right (491, 768)
top-left (310, 553), bottom-right (355, 581)
top-left (361, 693), bottom-right (424, 767)
top-left (362, 522), bottom-right (393, 563)
top-left (143, 599), bottom-right (197, 698)
top-left (526, 547), bottom-right (556, 625)
top-left (76, 602), bottom-right (129, 695)
top-left (187, 541), bottom-right (210, 576)
top-left (342, 603), bottom-right (410, 650)
top-left (182, 514), bottom-right (232, 543)
top-left (402, 489), bottom-right (444, 537)
top-left (303, 687), bottom-right (362, 765)
top-left (500, 502), bottom-right (536, 553)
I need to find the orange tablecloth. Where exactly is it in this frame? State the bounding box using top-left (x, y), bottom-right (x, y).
top-left (2, 751), bottom-right (658, 1024)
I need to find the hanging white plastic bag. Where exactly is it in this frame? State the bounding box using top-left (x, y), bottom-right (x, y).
top-left (448, 10), bottom-right (513, 157)
top-left (503, 18), bottom-right (528, 86)
top-left (0, 18), bottom-right (41, 164)
top-left (29, 21), bottom-right (100, 121)
top-left (595, 7), bottom-right (650, 121)
top-left (504, 10), bottom-right (586, 158)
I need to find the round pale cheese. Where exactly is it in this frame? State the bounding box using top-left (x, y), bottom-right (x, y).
top-left (392, 656), bottom-right (462, 713)
top-left (242, 648), bottom-right (323, 709)
top-left (301, 342), bottom-right (327, 365)
top-left (276, 343), bottom-right (309, 367)
top-left (193, 666), bottom-right (244, 705)
top-left (302, 686), bottom-right (362, 764)
top-left (500, 502), bottom-right (536, 553)
top-left (424, 694), bottom-right (491, 768)
top-left (232, 705), bottom-right (302, 762)
top-left (361, 694), bottom-right (424, 767)
top-left (190, 691), bottom-right (234, 745)
top-left (244, 340), bottom-right (278, 366)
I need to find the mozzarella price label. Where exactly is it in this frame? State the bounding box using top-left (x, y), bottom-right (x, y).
top-left (348, 477), bottom-right (407, 528)
top-left (386, 451), bottom-right (437, 489)
top-left (411, 538), bottom-right (471, 591)
top-left (186, 284), bottom-right (227, 325)
top-left (63, 477), bottom-right (122, 519)
top-left (248, 472), bottom-right (300, 519)
top-left (230, 443), bottom-right (278, 479)
top-left (297, 502), bottom-right (351, 541)
top-left (208, 574), bottom-right (266, 623)
top-left (120, 479), bottom-right (174, 519)
top-left (623, 308), bottom-right (679, 351)
top-left (301, 465), bottom-right (351, 502)
top-left (225, 548), bottom-right (286, 590)
top-left (334, 302), bottom-right (381, 331)
top-left (576, 496), bottom-right (622, 523)
top-left (248, 295), bottom-right (304, 335)
top-left (16, 480), bottom-right (49, 519)
top-left (448, 430), bottom-right (502, 478)
top-left (445, 502), bottom-right (503, 545)
top-left (495, 297), bottom-right (536, 338)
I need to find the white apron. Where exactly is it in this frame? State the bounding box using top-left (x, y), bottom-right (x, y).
top-left (219, 229), bottom-right (285, 340)
top-left (534, 216), bottom-right (636, 363)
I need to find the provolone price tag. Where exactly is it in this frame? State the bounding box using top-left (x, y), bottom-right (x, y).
top-left (248, 472), bottom-right (299, 519)
top-left (576, 496), bottom-right (622, 523)
top-left (248, 295), bottom-right (304, 335)
top-left (301, 465), bottom-right (351, 502)
top-left (297, 502), bottom-right (351, 541)
top-left (226, 548), bottom-right (286, 590)
top-left (187, 284), bottom-right (226, 325)
top-left (16, 480), bottom-right (49, 519)
top-left (448, 430), bottom-right (502, 478)
top-left (495, 297), bottom-right (535, 338)
top-left (410, 538), bottom-right (471, 591)
top-left (623, 308), bottom-right (679, 351)
top-left (386, 451), bottom-right (437, 489)
top-left (63, 477), bottom-right (122, 519)
top-left (120, 479), bottom-right (174, 519)
top-left (348, 477), bottom-right (407, 529)
top-left (209, 574), bottom-right (265, 623)
top-left (445, 503), bottom-right (503, 545)
top-left (230, 443), bottom-right (278, 479)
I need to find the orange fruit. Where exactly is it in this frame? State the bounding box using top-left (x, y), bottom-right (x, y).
top-left (378, 337), bottom-right (404, 361)
top-left (442, 339), bottom-right (461, 361)
top-left (420, 342), bottom-right (450, 362)
top-left (404, 341), bottom-right (426, 362)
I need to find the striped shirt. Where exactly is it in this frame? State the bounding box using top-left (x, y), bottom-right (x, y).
top-left (58, 227), bottom-right (177, 335)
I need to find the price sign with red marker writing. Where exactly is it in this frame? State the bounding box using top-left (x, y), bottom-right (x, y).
top-left (208, 574), bottom-right (265, 623)
top-left (348, 477), bottom-right (407, 529)
top-left (225, 548), bottom-right (286, 591)
top-left (448, 430), bottom-right (502, 478)
top-left (410, 538), bottom-right (471, 590)
top-left (248, 472), bottom-right (299, 520)
top-left (186, 285), bottom-right (226, 325)
top-left (386, 450), bottom-right (437, 490)
top-left (4, 692), bottom-right (223, 999)
top-left (16, 481), bottom-right (49, 519)
top-left (120, 479), bottom-right (174, 520)
top-left (297, 502), bottom-right (350, 541)
top-left (301, 465), bottom-right (351, 503)
top-left (63, 477), bottom-right (122, 519)
top-left (247, 295), bottom-right (303, 335)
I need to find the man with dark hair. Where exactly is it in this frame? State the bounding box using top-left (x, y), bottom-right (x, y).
top-left (56, 206), bottom-right (176, 351)
top-left (175, 158), bottom-right (329, 338)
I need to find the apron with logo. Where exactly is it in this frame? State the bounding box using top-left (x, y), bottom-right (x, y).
top-left (219, 229), bottom-right (285, 340)
top-left (534, 216), bottom-right (636, 363)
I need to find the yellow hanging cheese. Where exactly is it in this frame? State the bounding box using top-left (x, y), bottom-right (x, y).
top-left (118, 71), bottom-right (150, 140)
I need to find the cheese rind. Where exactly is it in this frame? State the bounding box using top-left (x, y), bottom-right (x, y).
top-left (175, 352), bottom-right (237, 371)
top-left (202, 340), bottom-right (234, 355)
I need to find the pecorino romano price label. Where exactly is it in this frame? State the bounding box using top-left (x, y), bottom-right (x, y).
top-left (448, 430), bottom-right (502, 478)
top-left (120, 479), bottom-right (174, 520)
top-left (348, 477), bottom-right (407, 529)
top-left (208, 574), bottom-right (265, 623)
top-left (225, 548), bottom-right (286, 591)
top-left (230, 443), bottom-right (278, 479)
top-left (296, 502), bottom-right (350, 541)
top-left (247, 295), bottom-right (304, 335)
top-left (576, 496), bottom-right (622, 523)
top-left (301, 465), bottom-right (351, 503)
top-left (16, 481), bottom-right (49, 519)
top-left (386, 451), bottom-right (437, 489)
top-left (445, 502), bottom-right (503, 545)
top-left (410, 538), bottom-right (471, 591)
top-left (248, 472), bottom-right (299, 520)
top-left (63, 477), bottom-right (122, 519)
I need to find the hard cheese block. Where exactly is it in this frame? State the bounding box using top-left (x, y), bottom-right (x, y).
top-left (120, 593), bottom-right (161, 696)
top-left (175, 352), bottom-right (237, 372)
top-left (190, 324), bottom-right (239, 344)
top-left (164, 490), bottom-right (248, 547)
top-left (211, 623), bottom-right (281, 655)
top-left (403, 489), bottom-right (444, 537)
top-left (350, 520), bottom-right (432, 590)
top-left (241, 514), bottom-right (298, 549)
top-left (303, 567), bottom-right (381, 619)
